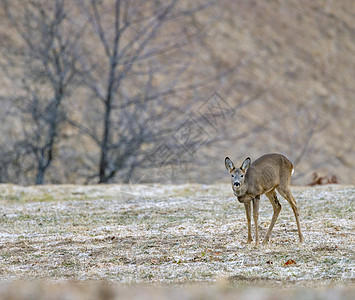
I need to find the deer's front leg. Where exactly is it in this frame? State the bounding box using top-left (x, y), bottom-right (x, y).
top-left (244, 202), bottom-right (252, 244)
top-left (252, 196), bottom-right (260, 245)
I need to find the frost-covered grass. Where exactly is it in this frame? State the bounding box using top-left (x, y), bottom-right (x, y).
top-left (0, 184), bottom-right (354, 291)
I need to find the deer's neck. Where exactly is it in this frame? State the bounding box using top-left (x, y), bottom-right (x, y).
top-left (234, 185), bottom-right (248, 197)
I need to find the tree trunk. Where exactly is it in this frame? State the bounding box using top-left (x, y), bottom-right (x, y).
top-left (98, 85), bottom-right (113, 184)
top-left (35, 166), bottom-right (45, 185)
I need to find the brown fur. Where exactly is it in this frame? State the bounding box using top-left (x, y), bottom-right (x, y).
top-left (225, 153), bottom-right (304, 245)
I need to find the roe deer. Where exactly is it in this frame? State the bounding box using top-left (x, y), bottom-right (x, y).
top-left (224, 153), bottom-right (304, 245)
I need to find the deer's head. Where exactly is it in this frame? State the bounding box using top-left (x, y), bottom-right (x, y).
top-left (225, 157), bottom-right (251, 196)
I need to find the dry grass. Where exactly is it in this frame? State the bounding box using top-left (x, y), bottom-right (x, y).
top-left (0, 183), bottom-right (354, 298)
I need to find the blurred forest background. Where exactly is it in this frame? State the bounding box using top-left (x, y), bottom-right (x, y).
top-left (0, 0), bottom-right (354, 186)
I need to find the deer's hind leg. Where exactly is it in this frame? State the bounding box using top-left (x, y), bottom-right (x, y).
top-left (277, 186), bottom-right (304, 243)
top-left (263, 189), bottom-right (281, 244)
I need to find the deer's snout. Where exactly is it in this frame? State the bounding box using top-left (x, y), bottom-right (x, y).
top-left (233, 181), bottom-right (240, 187)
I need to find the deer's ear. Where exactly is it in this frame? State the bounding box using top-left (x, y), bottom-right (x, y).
top-left (241, 157), bottom-right (251, 172)
top-left (225, 157), bottom-right (235, 172)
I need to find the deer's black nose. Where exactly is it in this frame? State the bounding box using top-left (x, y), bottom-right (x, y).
top-left (234, 182), bottom-right (240, 187)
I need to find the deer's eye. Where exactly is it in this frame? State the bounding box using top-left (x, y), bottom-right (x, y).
top-left (241, 175), bottom-right (244, 178)
top-left (231, 174), bottom-right (234, 177)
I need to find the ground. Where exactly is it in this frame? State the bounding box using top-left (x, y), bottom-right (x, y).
top-left (0, 184), bottom-right (354, 299)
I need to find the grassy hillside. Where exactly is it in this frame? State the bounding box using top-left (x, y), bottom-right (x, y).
top-left (195, 0), bottom-right (355, 185)
top-left (0, 0), bottom-right (354, 185)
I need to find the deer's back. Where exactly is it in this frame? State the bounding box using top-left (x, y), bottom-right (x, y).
top-left (246, 153), bottom-right (293, 195)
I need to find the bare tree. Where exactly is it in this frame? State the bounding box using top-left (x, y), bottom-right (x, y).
top-left (0, 0), bottom-right (271, 185)
top-left (69, 0), bottom-right (224, 183)
top-left (2, 0), bottom-right (81, 184)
